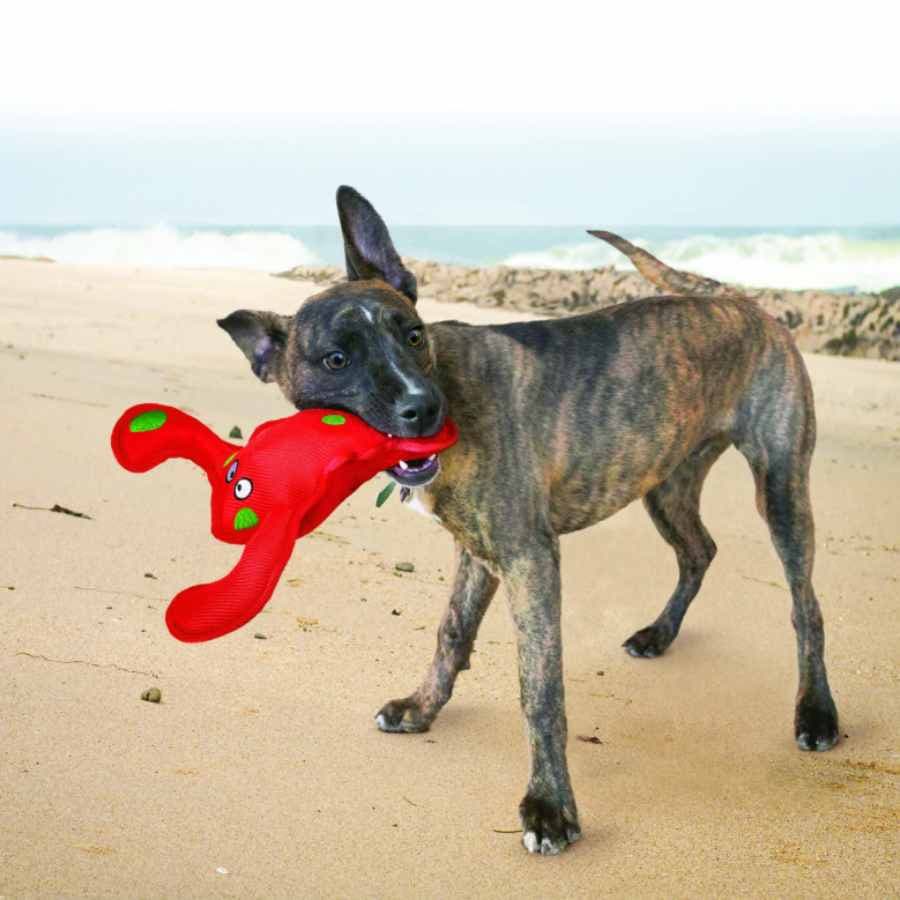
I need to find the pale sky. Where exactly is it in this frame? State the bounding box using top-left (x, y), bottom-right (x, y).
top-left (3, 0), bottom-right (899, 225)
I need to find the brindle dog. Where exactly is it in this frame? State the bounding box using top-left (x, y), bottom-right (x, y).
top-left (219, 186), bottom-right (839, 855)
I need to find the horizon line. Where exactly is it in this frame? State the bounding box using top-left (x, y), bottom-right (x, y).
top-left (3, 221), bottom-right (900, 230)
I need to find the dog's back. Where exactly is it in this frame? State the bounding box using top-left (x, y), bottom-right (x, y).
top-left (426, 291), bottom-right (808, 536)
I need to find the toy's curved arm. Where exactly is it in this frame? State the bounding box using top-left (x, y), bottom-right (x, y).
top-left (111, 403), bottom-right (238, 475)
top-left (165, 504), bottom-right (305, 643)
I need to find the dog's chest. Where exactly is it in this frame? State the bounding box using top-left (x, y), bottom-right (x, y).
top-left (403, 488), bottom-right (441, 523)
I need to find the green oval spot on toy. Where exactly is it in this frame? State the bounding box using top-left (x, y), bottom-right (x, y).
top-left (321, 414), bottom-right (346, 426)
top-left (233, 507), bottom-right (259, 531)
top-left (129, 409), bottom-right (167, 433)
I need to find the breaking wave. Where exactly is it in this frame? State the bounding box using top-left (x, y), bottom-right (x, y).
top-left (2, 224), bottom-right (897, 292)
top-left (503, 232), bottom-right (900, 293)
top-left (0, 225), bottom-right (318, 271)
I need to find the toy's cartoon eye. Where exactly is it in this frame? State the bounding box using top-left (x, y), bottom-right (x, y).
top-left (407, 327), bottom-right (424, 348)
top-left (225, 460), bottom-right (238, 483)
top-left (323, 350), bottom-right (349, 371)
top-left (234, 477), bottom-right (253, 500)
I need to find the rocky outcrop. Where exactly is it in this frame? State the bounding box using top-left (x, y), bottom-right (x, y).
top-left (275, 261), bottom-right (900, 362)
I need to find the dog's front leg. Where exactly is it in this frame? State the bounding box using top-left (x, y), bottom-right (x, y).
top-left (375, 543), bottom-right (498, 733)
top-left (504, 539), bottom-right (581, 855)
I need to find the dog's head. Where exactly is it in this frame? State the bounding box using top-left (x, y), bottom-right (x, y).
top-left (219, 186), bottom-right (447, 488)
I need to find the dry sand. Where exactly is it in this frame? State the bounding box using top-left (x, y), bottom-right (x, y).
top-left (1, 260), bottom-right (898, 898)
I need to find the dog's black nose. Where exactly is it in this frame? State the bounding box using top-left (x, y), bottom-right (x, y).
top-left (397, 397), bottom-right (442, 435)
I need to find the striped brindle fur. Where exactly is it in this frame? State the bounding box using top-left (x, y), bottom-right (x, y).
top-left (219, 187), bottom-right (839, 856)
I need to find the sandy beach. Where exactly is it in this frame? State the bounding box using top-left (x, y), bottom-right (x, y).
top-left (1, 259), bottom-right (898, 898)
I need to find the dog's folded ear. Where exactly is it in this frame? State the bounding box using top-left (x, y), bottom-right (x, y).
top-left (336, 185), bottom-right (417, 305)
top-left (217, 310), bottom-right (290, 383)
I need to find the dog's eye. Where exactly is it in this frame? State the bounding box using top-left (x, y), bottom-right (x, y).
top-left (407, 327), bottom-right (424, 348)
top-left (323, 350), bottom-right (349, 371)
top-left (234, 477), bottom-right (253, 500)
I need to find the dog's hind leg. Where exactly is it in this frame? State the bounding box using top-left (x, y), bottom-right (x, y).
top-left (624, 435), bottom-right (730, 658)
top-left (375, 544), bottom-right (498, 733)
top-left (736, 355), bottom-right (839, 751)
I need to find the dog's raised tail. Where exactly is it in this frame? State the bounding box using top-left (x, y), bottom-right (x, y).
top-left (588, 230), bottom-right (742, 298)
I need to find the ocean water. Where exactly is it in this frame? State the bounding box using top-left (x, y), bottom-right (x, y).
top-left (1, 224), bottom-right (898, 293)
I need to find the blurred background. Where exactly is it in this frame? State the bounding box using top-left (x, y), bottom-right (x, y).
top-left (2, 0), bottom-right (899, 292)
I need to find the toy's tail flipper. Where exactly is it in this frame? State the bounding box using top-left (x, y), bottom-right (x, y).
top-left (111, 403), bottom-right (238, 475)
top-left (165, 505), bottom-right (304, 643)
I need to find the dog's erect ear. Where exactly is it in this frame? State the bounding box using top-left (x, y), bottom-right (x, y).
top-left (336, 185), bottom-right (417, 305)
top-left (217, 310), bottom-right (290, 383)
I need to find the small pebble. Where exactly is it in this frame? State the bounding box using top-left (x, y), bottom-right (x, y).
top-left (144, 572), bottom-right (157, 579)
top-left (216, 866), bottom-right (229, 875)
top-left (141, 687), bottom-right (162, 703)
top-left (229, 426), bottom-right (243, 439)
top-left (391, 609), bottom-right (402, 616)
top-left (395, 561), bottom-right (415, 573)
top-left (253, 632), bottom-right (267, 640)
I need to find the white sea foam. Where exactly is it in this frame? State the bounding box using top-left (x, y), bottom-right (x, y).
top-left (503, 241), bottom-right (622, 271)
top-left (2, 224), bottom-right (897, 292)
top-left (0, 225), bottom-right (318, 272)
top-left (503, 233), bottom-right (900, 293)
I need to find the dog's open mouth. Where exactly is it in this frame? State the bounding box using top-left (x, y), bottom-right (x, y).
top-left (385, 453), bottom-right (441, 488)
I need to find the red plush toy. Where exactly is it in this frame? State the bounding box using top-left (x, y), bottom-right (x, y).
top-left (111, 404), bottom-right (457, 642)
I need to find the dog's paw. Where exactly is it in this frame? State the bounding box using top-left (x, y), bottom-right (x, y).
top-left (374, 696), bottom-right (431, 734)
top-left (519, 795), bottom-right (581, 856)
top-left (795, 696), bottom-right (839, 752)
top-left (622, 623), bottom-right (673, 658)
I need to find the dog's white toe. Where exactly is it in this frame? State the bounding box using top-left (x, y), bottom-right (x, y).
top-left (540, 836), bottom-right (561, 855)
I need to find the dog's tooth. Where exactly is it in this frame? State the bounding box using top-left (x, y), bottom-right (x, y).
top-left (428, 453), bottom-right (436, 461)
top-left (398, 460), bottom-right (409, 470)
top-left (388, 433), bottom-right (393, 438)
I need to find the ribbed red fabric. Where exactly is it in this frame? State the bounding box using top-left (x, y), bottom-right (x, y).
top-left (111, 403), bottom-right (457, 642)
